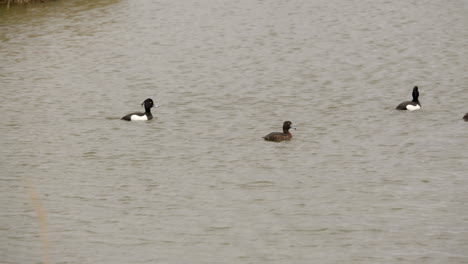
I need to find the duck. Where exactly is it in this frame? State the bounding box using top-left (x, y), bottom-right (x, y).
top-left (263, 121), bottom-right (295, 142)
top-left (121, 98), bottom-right (157, 121)
top-left (463, 113), bottom-right (468, 122)
top-left (396, 86), bottom-right (421, 111)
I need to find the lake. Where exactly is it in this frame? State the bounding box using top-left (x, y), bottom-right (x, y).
top-left (1, 0), bottom-right (467, 263)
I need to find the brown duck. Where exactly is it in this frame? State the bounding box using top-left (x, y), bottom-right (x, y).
top-left (263, 121), bottom-right (295, 142)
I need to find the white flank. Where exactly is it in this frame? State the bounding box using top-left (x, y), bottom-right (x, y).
top-left (406, 104), bottom-right (421, 111)
top-left (130, 115), bottom-right (148, 121)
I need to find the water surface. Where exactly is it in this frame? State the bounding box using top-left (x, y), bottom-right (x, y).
top-left (1, 0), bottom-right (467, 263)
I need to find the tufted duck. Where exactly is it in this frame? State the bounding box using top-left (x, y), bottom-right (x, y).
top-left (396, 86), bottom-right (421, 111)
top-left (263, 121), bottom-right (295, 142)
top-left (121, 98), bottom-right (157, 121)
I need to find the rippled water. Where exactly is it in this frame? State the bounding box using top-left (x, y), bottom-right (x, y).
top-left (1, 0), bottom-right (468, 263)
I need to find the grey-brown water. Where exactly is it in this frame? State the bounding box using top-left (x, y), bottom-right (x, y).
top-left (1, 0), bottom-right (468, 263)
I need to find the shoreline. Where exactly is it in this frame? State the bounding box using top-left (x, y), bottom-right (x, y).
top-left (1, 0), bottom-right (54, 8)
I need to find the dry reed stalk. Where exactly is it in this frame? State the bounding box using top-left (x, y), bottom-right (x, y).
top-left (24, 178), bottom-right (50, 264)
